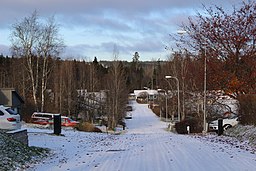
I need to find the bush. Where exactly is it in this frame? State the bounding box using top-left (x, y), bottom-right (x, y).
top-left (151, 105), bottom-right (160, 117)
top-left (76, 122), bottom-right (102, 133)
top-left (21, 101), bottom-right (36, 122)
top-left (136, 98), bottom-right (147, 104)
top-left (238, 94), bottom-right (256, 125)
top-left (175, 118), bottom-right (203, 134)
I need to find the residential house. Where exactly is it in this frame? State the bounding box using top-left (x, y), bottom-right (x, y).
top-left (0, 88), bottom-right (24, 114)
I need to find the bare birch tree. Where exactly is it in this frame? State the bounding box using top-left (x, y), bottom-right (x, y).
top-left (11, 11), bottom-right (64, 111)
top-left (11, 11), bottom-right (40, 111)
top-left (36, 16), bottom-right (64, 111)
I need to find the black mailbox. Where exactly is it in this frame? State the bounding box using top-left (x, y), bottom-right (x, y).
top-left (54, 114), bottom-right (61, 135)
top-left (218, 119), bottom-right (223, 136)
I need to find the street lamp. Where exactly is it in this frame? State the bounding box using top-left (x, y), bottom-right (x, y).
top-left (177, 30), bottom-right (187, 120)
top-left (157, 89), bottom-right (168, 122)
top-left (177, 30), bottom-right (207, 133)
top-left (165, 76), bottom-right (180, 122)
top-left (177, 30), bottom-right (187, 35)
top-left (143, 87), bottom-right (149, 90)
top-left (203, 41), bottom-right (207, 133)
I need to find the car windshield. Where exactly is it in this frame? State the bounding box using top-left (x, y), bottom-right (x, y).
top-left (6, 108), bottom-right (17, 115)
top-left (229, 115), bottom-right (238, 119)
top-left (68, 118), bottom-right (75, 122)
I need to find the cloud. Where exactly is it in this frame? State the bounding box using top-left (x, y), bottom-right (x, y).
top-left (0, 0), bottom-right (244, 61)
top-left (0, 44), bottom-right (10, 56)
top-left (0, 0), bottom-right (242, 27)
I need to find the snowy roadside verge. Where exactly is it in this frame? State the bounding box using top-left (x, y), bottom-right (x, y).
top-left (0, 131), bottom-right (50, 171)
top-left (192, 124), bottom-right (256, 155)
top-left (224, 124), bottom-right (256, 147)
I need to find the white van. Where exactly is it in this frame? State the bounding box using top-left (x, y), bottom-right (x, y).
top-left (0, 105), bottom-right (21, 130)
top-left (31, 112), bottom-right (60, 120)
top-left (209, 116), bottom-right (239, 131)
top-left (31, 112), bottom-right (60, 125)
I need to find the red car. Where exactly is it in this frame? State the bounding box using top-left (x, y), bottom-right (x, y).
top-left (31, 112), bottom-right (79, 127)
top-left (32, 118), bottom-right (50, 125)
top-left (61, 117), bottom-right (79, 127)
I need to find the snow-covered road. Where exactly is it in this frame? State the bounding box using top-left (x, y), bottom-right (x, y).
top-left (27, 101), bottom-right (256, 171)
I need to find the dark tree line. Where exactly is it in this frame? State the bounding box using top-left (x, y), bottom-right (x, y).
top-left (0, 54), bottom-right (129, 126)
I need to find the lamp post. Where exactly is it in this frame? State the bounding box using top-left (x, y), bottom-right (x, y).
top-left (165, 76), bottom-right (180, 122)
top-left (177, 30), bottom-right (187, 120)
top-left (157, 89), bottom-right (168, 122)
top-left (177, 30), bottom-right (187, 35)
top-left (203, 42), bottom-right (207, 133)
top-left (177, 29), bottom-right (207, 132)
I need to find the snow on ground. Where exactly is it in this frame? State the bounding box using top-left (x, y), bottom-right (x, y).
top-left (25, 101), bottom-right (256, 171)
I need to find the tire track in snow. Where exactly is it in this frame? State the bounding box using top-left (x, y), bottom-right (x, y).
top-left (83, 101), bottom-right (256, 171)
top-left (80, 101), bottom-right (175, 171)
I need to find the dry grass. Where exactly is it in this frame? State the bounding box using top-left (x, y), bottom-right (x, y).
top-left (76, 122), bottom-right (102, 133)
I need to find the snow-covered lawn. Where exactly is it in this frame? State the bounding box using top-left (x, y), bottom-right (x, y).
top-left (26, 101), bottom-right (256, 171)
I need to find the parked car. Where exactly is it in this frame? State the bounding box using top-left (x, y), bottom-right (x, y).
top-left (31, 112), bottom-right (59, 120)
top-left (61, 117), bottom-right (79, 127)
top-left (209, 116), bottom-right (239, 131)
top-left (0, 105), bottom-right (21, 130)
top-left (31, 112), bottom-right (79, 127)
top-left (125, 112), bottom-right (132, 119)
top-left (126, 105), bottom-right (133, 111)
top-left (31, 112), bottom-right (59, 125)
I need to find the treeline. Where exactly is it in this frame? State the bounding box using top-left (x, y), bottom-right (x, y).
top-left (0, 53), bottom-right (158, 128)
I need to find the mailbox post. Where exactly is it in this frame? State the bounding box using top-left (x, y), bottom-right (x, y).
top-left (218, 119), bottom-right (223, 136)
top-left (54, 114), bottom-right (61, 135)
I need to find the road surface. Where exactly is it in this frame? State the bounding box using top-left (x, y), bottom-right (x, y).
top-left (28, 101), bottom-right (256, 171)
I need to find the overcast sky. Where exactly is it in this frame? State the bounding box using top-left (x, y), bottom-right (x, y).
top-left (0, 0), bottom-right (243, 61)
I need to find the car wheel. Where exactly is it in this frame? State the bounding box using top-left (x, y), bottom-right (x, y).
top-left (223, 124), bottom-right (232, 130)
